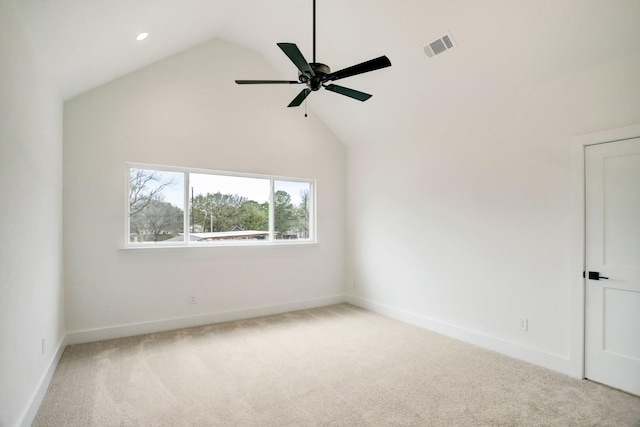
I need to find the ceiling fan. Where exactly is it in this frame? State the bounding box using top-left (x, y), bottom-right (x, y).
top-left (235, 0), bottom-right (391, 108)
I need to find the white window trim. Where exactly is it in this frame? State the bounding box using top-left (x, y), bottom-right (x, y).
top-left (124, 162), bottom-right (317, 248)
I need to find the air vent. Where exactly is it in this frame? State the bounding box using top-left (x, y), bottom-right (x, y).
top-left (423, 32), bottom-right (456, 58)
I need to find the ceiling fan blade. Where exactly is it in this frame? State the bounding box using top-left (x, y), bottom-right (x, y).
top-left (325, 84), bottom-right (372, 102)
top-left (288, 88), bottom-right (312, 107)
top-left (235, 80), bottom-right (301, 84)
top-left (277, 43), bottom-right (316, 77)
top-left (326, 55), bottom-right (391, 82)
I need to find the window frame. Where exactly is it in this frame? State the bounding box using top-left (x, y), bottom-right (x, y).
top-left (124, 163), bottom-right (317, 248)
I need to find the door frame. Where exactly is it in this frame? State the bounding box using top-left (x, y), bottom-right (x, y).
top-left (570, 123), bottom-right (640, 380)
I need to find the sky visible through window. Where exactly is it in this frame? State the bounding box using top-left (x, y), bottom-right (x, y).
top-left (155, 171), bottom-right (308, 207)
top-left (151, 171), bottom-right (184, 208)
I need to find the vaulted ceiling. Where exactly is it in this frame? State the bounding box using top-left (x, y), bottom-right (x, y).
top-left (14, 0), bottom-right (640, 145)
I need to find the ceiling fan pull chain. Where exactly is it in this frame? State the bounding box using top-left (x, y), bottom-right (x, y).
top-left (305, 98), bottom-right (308, 117)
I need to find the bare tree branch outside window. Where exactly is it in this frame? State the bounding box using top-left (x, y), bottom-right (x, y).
top-left (129, 169), bottom-right (183, 242)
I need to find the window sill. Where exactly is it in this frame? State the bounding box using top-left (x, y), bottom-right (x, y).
top-left (120, 240), bottom-right (319, 251)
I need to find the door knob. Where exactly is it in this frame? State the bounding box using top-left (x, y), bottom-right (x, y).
top-left (587, 271), bottom-right (609, 280)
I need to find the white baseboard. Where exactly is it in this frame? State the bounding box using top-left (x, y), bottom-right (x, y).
top-left (66, 295), bottom-right (346, 345)
top-left (346, 295), bottom-right (577, 378)
top-left (19, 334), bottom-right (68, 427)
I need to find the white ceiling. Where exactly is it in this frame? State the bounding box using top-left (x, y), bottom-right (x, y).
top-left (14, 0), bottom-right (640, 145)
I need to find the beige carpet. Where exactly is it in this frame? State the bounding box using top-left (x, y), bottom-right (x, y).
top-left (34, 304), bottom-right (640, 426)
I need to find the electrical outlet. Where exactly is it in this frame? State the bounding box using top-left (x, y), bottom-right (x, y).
top-left (518, 318), bottom-right (528, 331)
top-left (189, 295), bottom-right (197, 305)
top-left (41, 338), bottom-right (46, 355)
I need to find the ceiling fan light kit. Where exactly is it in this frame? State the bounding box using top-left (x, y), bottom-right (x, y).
top-left (235, 0), bottom-right (391, 110)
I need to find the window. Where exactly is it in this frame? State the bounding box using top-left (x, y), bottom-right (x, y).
top-left (127, 164), bottom-right (315, 246)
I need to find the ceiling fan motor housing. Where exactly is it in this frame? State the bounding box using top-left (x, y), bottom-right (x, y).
top-left (300, 63), bottom-right (331, 90)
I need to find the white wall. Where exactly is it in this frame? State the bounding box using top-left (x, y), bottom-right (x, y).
top-left (346, 52), bottom-right (640, 376)
top-left (0, 0), bottom-right (64, 425)
top-left (63, 38), bottom-right (346, 339)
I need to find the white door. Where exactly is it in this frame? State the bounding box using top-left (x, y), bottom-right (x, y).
top-left (585, 137), bottom-right (640, 396)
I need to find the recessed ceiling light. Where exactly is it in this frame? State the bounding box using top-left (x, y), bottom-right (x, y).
top-left (136, 32), bottom-right (149, 41)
